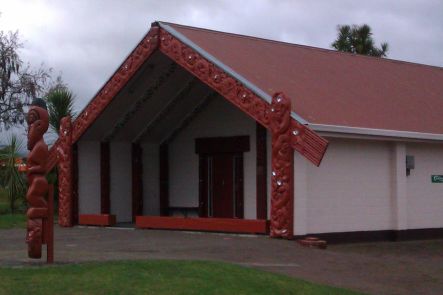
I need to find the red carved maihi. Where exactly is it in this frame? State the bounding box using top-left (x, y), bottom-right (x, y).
top-left (26, 99), bottom-right (50, 258)
top-left (57, 116), bottom-right (73, 227)
top-left (270, 92), bottom-right (294, 239)
top-left (72, 27), bottom-right (159, 143)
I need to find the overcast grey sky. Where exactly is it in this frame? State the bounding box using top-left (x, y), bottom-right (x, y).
top-left (1, 0), bottom-right (442, 116)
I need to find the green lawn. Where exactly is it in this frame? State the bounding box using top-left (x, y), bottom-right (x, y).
top-left (0, 260), bottom-right (362, 295)
top-left (0, 187), bottom-right (26, 229)
top-left (0, 213), bottom-right (26, 229)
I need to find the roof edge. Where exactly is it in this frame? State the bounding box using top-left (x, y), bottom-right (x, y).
top-left (310, 123), bottom-right (443, 141)
top-left (158, 21), bottom-right (309, 125)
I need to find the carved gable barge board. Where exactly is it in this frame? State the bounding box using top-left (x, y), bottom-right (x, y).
top-left (158, 27), bottom-right (328, 167)
top-left (72, 26), bottom-right (160, 143)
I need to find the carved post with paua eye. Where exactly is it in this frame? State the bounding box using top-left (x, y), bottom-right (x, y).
top-left (25, 98), bottom-right (50, 259)
top-left (269, 92), bottom-right (294, 239)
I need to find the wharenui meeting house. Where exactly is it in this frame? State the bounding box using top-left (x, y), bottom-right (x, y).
top-left (49, 21), bottom-right (443, 242)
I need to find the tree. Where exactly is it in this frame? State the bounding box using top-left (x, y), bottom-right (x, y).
top-left (0, 135), bottom-right (26, 214)
top-left (0, 29), bottom-right (52, 131)
top-left (331, 24), bottom-right (388, 57)
top-left (45, 81), bottom-right (76, 134)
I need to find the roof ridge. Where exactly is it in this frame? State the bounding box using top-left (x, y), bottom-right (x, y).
top-left (159, 21), bottom-right (443, 71)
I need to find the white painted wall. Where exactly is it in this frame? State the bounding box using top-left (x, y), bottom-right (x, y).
top-left (303, 138), bottom-right (393, 234)
top-left (169, 96), bottom-right (257, 219)
top-left (77, 140), bottom-right (101, 215)
top-left (142, 143), bottom-right (160, 215)
top-left (109, 142), bottom-right (132, 222)
top-left (406, 143), bottom-right (443, 229)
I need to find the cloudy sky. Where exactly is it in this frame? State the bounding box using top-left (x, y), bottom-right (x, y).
top-left (0, 0), bottom-right (442, 123)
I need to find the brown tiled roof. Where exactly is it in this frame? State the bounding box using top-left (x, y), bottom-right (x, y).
top-left (167, 22), bottom-right (443, 135)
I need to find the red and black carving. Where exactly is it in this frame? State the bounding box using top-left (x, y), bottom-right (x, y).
top-left (72, 27), bottom-right (160, 143)
top-left (159, 29), bottom-right (272, 129)
top-left (57, 116), bottom-right (73, 227)
top-left (26, 99), bottom-right (50, 258)
top-left (270, 93), bottom-right (294, 239)
top-left (44, 24), bottom-right (328, 239)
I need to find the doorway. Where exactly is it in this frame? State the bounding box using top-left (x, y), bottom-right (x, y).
top-left (196, 136), bottom-right (249, 218)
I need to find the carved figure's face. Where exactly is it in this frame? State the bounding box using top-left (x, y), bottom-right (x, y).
top-left (27, 107), bottom-right (49, 150)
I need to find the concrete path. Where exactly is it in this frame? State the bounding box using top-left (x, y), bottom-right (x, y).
top-left (1, 226), bottom-right (442, 295)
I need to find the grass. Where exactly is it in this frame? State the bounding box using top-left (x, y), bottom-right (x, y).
top-left (0, 260), bottom-right (362, 295)
top-left (0, 213), bottom-right (26, 229)
top-left (0, 187), bottom-right (26, 229)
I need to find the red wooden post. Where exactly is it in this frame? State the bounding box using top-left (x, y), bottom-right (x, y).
top-left (47, 184), bottom-right (54, 264)
top-left (270, 93), bottom-right (294, 239)
top-left (58, 116), bottom-right (73, 227)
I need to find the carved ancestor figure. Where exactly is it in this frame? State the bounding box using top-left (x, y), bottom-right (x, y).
top-left (26, 98), bottom-right (49, 258)
top-left (270, 92), bottom-right (294, 239)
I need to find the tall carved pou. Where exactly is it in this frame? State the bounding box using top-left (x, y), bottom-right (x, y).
top-left (26, 98), bottom-right (49, 258)
top-left (270, 92), bottom-right (294, 239)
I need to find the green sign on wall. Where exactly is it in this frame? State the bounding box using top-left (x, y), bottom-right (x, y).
top-left (431, 175), bottom-right (443, 183)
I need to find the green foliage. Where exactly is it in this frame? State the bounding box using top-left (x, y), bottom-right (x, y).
top-left (332, 24), bottom-right (388, 57)
top-left (0, 260), bottom-right (362, 295)
top-left (0, 135), bottom-right (26, 214)
top-left (0, 213), bottom-right (26, 229)
top-left (45, 86), bottom-right (76, 134)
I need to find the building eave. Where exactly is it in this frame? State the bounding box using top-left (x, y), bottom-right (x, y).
top-left (309, 123), bottom-right (443, 142)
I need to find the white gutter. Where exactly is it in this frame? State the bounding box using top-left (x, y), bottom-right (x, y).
top-left (157, 21), bottom-right (309, 125)
top-left (309, 124), bottom-right (443, 141)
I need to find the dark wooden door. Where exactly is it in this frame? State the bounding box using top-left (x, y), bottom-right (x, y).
top-left (199, 153), bottom-right (244, 218)
top-left (212, 154), bottom-right (234, 218)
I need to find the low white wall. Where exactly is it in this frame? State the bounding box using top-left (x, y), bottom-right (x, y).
top-left (169, 96), bottom-right (257, 219)
top-left (142, 143), bottom-right (160, 215)
top-left (77, 140), bottom-right (101, 215)
top-left (303, 138), bottom-right (393, 234)
top-left (406, 143), bottom-right (443, 229)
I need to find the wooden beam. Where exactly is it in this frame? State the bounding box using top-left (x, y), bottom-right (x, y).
top-left (79, 214), bottom-right (116, 226)
top-left (136, 216), bottom-right (268, 234)
top-left (195, 136), bottom-right (250, 154)
top-left (256, 123), bottom-right (267, 220)
top-left (159, 144), bottom-right (169, 216)
top-left (134, 77), bottom-right (197, 143)
top-left (72, 143), bottom-right (79, 225)
top-left (100, 142), bottom-right (110, 214)
top-left (132, 143), bottom-right (143, 222)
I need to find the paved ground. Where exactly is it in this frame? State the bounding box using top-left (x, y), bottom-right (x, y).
top-left (1, 226), bottom-right (442, 295)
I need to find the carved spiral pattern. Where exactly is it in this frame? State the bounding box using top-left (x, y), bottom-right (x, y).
top-left (270, 93), bottom-right (294, 239)
top-left (58, 116), bottom-right (73, 227)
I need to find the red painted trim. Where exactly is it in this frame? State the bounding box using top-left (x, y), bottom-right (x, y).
top-left (159, 144), bottom-right (169, 216)
top-left (79, 214), bottom-right (116, 226)
top-left (136, 216), bottom-right (268, 234)
top-left (57, 116), bottom-right (73, 227)
top-left (72, 143), bottom-right (79, 225)
top-left (256, 123), bottom-right (267, 220)
top-left (132, 143), bottom-right (143, 222)
top-left (100, 142), bottom-right (110, 214)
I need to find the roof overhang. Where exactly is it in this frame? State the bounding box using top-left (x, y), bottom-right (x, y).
top-left (310, 123), bottom-right (443, 142)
